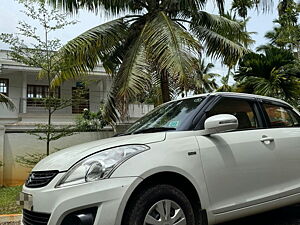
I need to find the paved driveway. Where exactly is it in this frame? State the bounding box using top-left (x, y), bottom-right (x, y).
top-left (220, 205), bottom-right (300, 225)
top-left (1, 205), bottom-right (300, 225)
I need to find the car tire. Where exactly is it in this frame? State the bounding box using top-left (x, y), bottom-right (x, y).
top-left (123, 184), bottom-right (196, 225)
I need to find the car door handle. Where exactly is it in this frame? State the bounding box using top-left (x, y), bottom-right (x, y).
top-left (260, 136), bottom-right (274, 143)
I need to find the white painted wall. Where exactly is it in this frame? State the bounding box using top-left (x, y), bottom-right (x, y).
top-left (1, 130), bottom-right (114, 186)
top-left (127, 104), bottom-right (155, 119)
top-left (0, 71), bottom-right (23, 121)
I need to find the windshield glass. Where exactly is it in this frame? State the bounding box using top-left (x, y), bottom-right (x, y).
top-left (125, 97), bottom-right (205, 134)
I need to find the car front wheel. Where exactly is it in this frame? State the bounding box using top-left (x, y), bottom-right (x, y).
top-left (123, 184), bottom-right (196, 225)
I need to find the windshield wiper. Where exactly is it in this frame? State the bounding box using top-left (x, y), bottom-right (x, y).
top-left (132, 127), bottom-right (176, 134)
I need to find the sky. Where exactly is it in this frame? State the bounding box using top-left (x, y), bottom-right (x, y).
top-left (0, 0), bottom-right (279, 78)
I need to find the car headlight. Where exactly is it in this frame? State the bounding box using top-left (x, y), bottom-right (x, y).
top-left (56, 145), bottom-right (149, 188)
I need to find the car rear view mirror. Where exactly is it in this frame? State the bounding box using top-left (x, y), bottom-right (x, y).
top-left (204, 114), bottom-right (238, 135)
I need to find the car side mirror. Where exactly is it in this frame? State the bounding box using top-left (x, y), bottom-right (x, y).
top-left (204, 114), bottom-right (238, 135)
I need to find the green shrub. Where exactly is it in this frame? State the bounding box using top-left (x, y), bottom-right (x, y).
top-left (76, 108), bottom-right (108, 131)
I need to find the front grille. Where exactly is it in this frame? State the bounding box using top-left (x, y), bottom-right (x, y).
top-left (25, 170), bottom-right (59, 188)
top-left (23, 209), bottom-right (51, 225)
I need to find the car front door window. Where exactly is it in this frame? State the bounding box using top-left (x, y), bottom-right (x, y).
top-left (207, 98), bottom-right (260, 130)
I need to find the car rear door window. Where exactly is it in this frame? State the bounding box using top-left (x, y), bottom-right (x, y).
top-left (263, 103), bottom-right (300, 128)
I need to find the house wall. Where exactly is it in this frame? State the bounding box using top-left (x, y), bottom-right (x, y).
top-left (0, 129), bottom-right (114, 187)
top-left (24, 74), bottom-right (109, 114)
top-left (0, 71), bottom-right (111, 124)
top-left (0, 71), bottom-right (24, 122)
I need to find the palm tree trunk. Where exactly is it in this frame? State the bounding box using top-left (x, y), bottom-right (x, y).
top-left (160, 70), bottom-right (171, 103)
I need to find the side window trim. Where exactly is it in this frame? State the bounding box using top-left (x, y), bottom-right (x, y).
top-left (256, 100), bottom-right (270, 128)
top-left (252, 100), bottom-right (266, 129)
top-left (193, 95), bottom-right (222, 130)
top-left (192, 95), bottom-right (220, 130)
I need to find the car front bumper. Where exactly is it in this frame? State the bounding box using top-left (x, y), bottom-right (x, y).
top-left (20, 173), bottom-right (141, 225)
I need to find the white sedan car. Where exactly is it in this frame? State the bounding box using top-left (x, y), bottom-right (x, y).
top-left (19, 92), bottom-right (300, 225)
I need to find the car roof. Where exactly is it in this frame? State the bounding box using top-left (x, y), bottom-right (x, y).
top-left (174, 92), bottom-right (293, 108)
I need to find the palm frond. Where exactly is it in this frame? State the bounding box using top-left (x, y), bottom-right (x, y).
top-left (146, 11), bottom-right (201, 92)
top-left (0, 93), bottom-right (15, 111)
top-left (51, 18), bottom-right (129, 86)
top-left (192, 26), bottom-right (248, 63)
top-left (46, 0), bottom-right (141, 15)
top-left (191, 11), bottom-right (241, 32)
top-left (103, 22), bottom-right (151, 122)
top-left (220, 12), bottom-right (256, 48)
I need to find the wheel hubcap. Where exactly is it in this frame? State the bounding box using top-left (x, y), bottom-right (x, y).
top-left (143, 199), bottom-right (187, 225)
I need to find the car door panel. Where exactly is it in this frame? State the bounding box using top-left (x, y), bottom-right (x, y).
top-left (262, 128), bottom-right (300, 194)
top-left (259, 103), bottom-right (300, 198)
top-left (196, 129), bottom-right (281, 214)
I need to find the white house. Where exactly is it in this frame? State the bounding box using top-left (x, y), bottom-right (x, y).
top-left (0, 49), bottom-right (154, 186)
top-left (0, 49), bottom-right (153, 126)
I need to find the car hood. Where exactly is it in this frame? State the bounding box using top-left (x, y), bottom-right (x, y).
top-left (33, 132), bottom-right (166, 172)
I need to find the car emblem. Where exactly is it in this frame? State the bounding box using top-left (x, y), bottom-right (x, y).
top-left (27, 173), bottom-right (35, 185)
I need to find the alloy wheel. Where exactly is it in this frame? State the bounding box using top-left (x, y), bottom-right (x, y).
top-left (143, 199), bottom-right (187, 225)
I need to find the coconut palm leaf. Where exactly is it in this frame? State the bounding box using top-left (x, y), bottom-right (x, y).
top-left (190, 11), bottom-right (242, 31)
top-left (146, 11), bottom-right (201, 91)
top-left (46, 0), bottom-right (139, 15)
top-left (190, 11), bottom-right (249, 63)
top-left (47, 0), bottom-right (229, 14)
top-left (0, 93), bottom-right (15, 111)
top-left (192, 26), bottom-right (248, 63)
top-left (231, 0), bottom-right (255, 19)
top-left (52, 18), bottom-right (129, 86)
top-left (220, 12), bottom-right (256, 48)
top-left (103, 22), bottom-right (151, 122)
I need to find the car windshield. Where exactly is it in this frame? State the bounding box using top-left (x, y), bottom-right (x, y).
top-left (125, 97), bottom-right (205, 134)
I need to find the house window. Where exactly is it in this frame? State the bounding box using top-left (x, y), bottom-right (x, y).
top-left (27, 85), bottom-right (60, 107)
top-left (0, 79), bottom-right (9, 96)
top-left (27, 85), bottom-right (60, 99)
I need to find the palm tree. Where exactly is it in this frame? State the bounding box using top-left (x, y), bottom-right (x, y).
top-left (235, 46), bottom-right (300, 105)
top-left (217, 71), bottom-right (236, 92)
top-left (49, 0), bottom-right (253, 122)
top-left (217, 12), bottom-right (255, 93)
top-left (231, 0), bottom-right (255, 22)
top-left (188, 59), bottom-right (220, 95)
top-left (0, 93), bottom-right (15, 111)
top-left (265, 0), bottom-right (300, 58)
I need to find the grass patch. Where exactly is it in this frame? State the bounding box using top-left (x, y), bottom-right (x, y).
top-left (0, 186), bottom-right (23, 214)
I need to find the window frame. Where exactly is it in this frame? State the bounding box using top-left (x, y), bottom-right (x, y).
top-left (72, 87), bottom-right (90, 114)
top-left (194, 96), bottom-right (265, 131)
top-left (0, 78), bottom-right (9, 96)
top-left (27, 84), bottom-right (60, 99)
